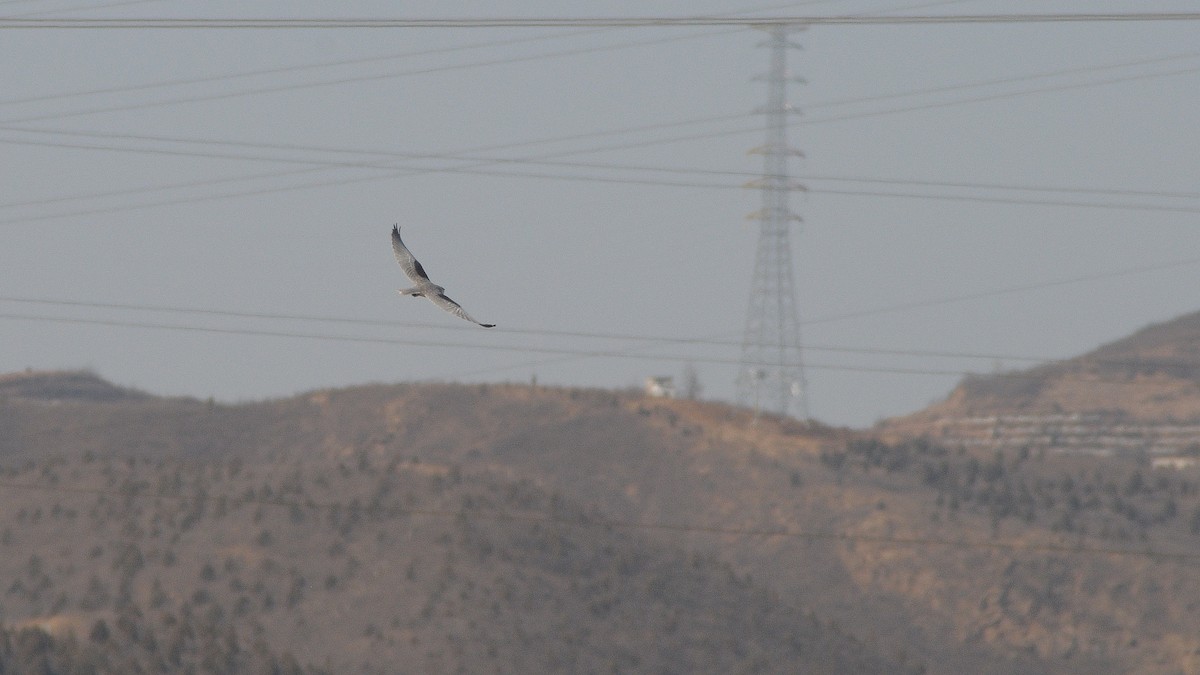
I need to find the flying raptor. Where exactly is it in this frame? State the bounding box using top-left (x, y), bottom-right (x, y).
top-left (391, 225), bottom-right (495, 328)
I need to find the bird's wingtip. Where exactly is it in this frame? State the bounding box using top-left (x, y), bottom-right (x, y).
top-left (481, 323), bottom-right (496, 328)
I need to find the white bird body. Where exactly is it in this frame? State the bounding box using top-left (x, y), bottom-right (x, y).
top-left (391, 225), bottom-right (494, 328)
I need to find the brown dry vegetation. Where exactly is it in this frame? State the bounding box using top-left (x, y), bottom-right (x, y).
top-left (0, 372), bottom-right (895, 674)
top-left (0, 368), bottom-right (1199, 673)
top-left (895, 309), bottom-right (1200, 425)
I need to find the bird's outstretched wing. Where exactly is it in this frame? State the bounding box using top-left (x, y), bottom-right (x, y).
top-left (430, 292), bottom-right (495, 328)
top-left (391, 225), bottom-right (432, 283)
top-left (391, 224), bottom-right (495, 327)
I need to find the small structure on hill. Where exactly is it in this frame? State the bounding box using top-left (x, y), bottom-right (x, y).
top-left (1152, 456), bottom-right (1200, 470)
top-left (644, 376), bottom-right (676, 398)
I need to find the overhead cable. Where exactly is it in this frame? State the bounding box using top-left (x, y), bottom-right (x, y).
top-left (0, 478), bottom-right (1196, 563)
top-left (4, 14), bottom-right (1200, 29)
top-left (6, 310), bottom-right (1200, 385)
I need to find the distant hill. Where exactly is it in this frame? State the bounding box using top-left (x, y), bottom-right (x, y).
top-left (0, 370), bottom-right (149, 403)
top-left (0, 371), bottom-right (901, 674)
top-left (2, 370), bottom-right (1200, 673)
top-left (891, 310), bottom-right (1200, 428)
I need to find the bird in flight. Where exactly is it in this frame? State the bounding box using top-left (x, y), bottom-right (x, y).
top-left (391, 225), bottom-right (495, 328)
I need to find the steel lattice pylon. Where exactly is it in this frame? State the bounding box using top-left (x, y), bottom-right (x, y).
top-left (736, 24), bottom-right (809, 420)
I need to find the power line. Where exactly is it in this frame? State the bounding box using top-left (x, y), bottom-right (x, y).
top-left (5, 19), bottom-right (1194, 122)
top-left (5, 306), bottom-right (1200, 384)
top-left (6, 126), bottom-right (1198, 205)
top-left (0, 477), bottom-right (1196, 563)
top-left (0, 303), bottom-right (1089, 366)
top-left (806, 174), bottom-right (1199, 202)
top-left (5, 0), bottom-right (169, 19)
top-left (556, 59), bottom-right (1200, 150)
top-left (804, 62), bottom-right (1200, 126)
top-left (0, 27), bottom-right (622, 108)
top-left (0, 301), bottom-right (1106, 366)
top-left (2, 43), bottom-right (1194, 220)
top-left (0, 0), bottom-right (862, 111)
top-left (808, 186), bottom-right (1200, 215)
top-left (3, 130), bottom-right (1198, 223)
top-left (3, 252), bottom-right (1199, 352)
top-left (0, 48), bottom-right (1194, 224)
top-left (805, 48), bottom-right (1200, 112)
top-left (0, 6), bottom-right (721, 211)
top-left (0, 1), bottom-right (866, 114)
top-left (8, 127), bottom-right (1189, 200)
top-left (0, 310), bottom-right (936, 374)
top-left (0, 28), bottom-right (740, 127)
top-left (439, 254), bottom-right (1200, 379)
top-left (0, 309), bottom-right (1005, 379)
top-left (868, 0), bottom-right (981, 14)
top-left (1, 156), bottom-right (1195, 214)
top-left (3, 14), bottom-right (1200, 28)
top-left (0, 1), bottom-right (1192, 184)
top-left (803, 255), bottom-right (1200, 326)
top-left (0, 5), bottom-right (858, 109)
top-left (0, 114), bottom-right (753, 210)
top-left (567, 62), bottom-right (1200, 154)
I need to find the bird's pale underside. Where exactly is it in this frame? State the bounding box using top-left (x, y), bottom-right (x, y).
top-left (391, 225), bottom-right (495, 328)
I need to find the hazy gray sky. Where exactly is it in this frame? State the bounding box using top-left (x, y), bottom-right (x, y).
top-left (2, 0), bottom-right (1198, 426)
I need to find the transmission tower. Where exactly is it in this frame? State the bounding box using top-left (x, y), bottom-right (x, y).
top-left (736, 24), bottom-right (809, 420)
